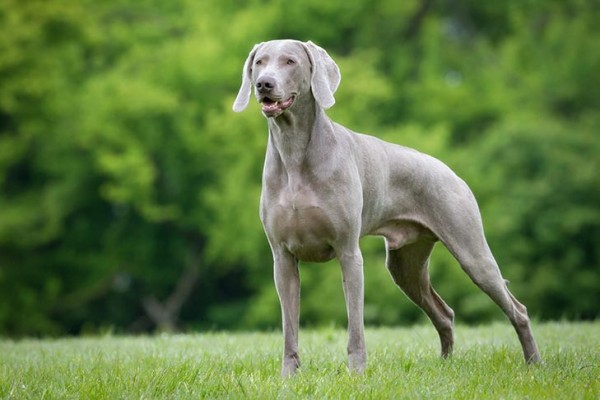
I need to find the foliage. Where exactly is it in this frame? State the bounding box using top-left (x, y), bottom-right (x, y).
top-left (1, 322), bottom-right (599, 398)
top-left (0, 0), bottom-right (598, 335)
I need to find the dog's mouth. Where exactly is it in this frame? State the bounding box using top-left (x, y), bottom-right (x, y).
top-left (260, 96), bottom-right (295, 116)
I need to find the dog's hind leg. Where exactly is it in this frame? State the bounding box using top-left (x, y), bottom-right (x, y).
top-left (386, 239), bottom-right (455, 357)
top-left (441, 230), bottom-right (542, 363)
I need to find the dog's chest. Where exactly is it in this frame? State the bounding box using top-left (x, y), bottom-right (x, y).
top-left (262, 183), bottom-right (337, 262)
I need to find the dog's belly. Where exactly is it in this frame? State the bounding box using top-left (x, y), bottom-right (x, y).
top-left (267, 201), bottom-right (336, 263)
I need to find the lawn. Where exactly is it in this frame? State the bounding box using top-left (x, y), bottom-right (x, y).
top-left (1, 321), bottom-right (598, 399)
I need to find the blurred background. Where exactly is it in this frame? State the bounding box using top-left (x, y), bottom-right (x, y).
top-left (0, 0), bottom-right (598, 337)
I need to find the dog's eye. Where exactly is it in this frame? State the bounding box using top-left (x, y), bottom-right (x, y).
top-left (286, 59), bottom-right (295, 65)
top-left (255, 59), bottom-right (262, 66)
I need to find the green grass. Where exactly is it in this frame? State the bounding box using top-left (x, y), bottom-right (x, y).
top-left (1, 321), bottom-right (598, 399)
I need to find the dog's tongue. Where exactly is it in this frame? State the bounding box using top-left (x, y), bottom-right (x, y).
top-left (262, 101), bottom-right (280, 113)
top-left (262, 97), bottom-right (294, 113)
top-left (280, 97), bottom-right (294, 109)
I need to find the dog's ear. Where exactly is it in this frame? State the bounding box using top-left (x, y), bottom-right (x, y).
top-left (303, 41), bottom-right (341, 110)
top-left (233, 43), bottom-right (262, 112)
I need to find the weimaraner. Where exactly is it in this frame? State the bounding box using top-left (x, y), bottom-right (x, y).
top-left (233, 39), bottom-right (541, 377)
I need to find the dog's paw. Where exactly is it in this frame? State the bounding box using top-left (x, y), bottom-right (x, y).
top-left (281, 354), bottom-right (301, 378)
top-left (348, 351), bottom-right (367, 374)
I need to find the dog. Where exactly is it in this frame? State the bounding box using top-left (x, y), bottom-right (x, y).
top-left (233, 39), bottom-right (541, 376)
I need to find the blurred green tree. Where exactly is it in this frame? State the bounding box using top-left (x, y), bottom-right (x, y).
top-left (0, 0), bottom-right (597, 335)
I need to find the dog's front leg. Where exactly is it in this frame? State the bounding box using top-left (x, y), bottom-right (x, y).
top-left (339, 247), bottom-right (367, 374)
top-left (273, 250), bottom-right (301, 377)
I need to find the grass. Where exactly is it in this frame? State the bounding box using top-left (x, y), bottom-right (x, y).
top-left (1, 321), bottom-right (598, 399)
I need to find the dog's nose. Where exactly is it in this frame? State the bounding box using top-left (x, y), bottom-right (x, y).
top-left (256, 76), bottom-right (275, 93)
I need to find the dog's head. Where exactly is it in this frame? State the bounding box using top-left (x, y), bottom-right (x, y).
top-left (232, 40), bottom-right (341, 117)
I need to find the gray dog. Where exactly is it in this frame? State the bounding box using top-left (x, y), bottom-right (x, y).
top-left (233, 39), bottom-right (541, 377)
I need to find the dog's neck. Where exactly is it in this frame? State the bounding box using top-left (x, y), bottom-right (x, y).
top-left (266, 94), bottom-right (322, 170)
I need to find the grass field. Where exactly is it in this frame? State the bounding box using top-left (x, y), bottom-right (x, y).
top-left (1, 321), bottom-right (598, 399)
